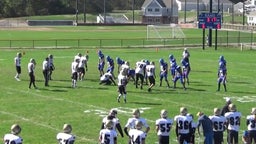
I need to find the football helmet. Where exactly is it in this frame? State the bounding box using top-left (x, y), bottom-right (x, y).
top-left (132, 109), bottom-right (140, 118)
top-left (169, 54), bottom-right (173, 60)
top-left (109, 109), bottom-right (117, 116)
top-left (105, 120), bottom-right (113, 129)
top-left (213, 108), bottom-right (221, 116)
top-left (159, 58), bottom-right (164, 64)
top-left (124, 61), bottom-right (130, 66)
top-left (11, 124), bottom-right (21, 135)
top-left (106, 56), bottom-right (111, 62)
top-left (251, 108), bottom-right (256, 115)
top-left (160, 109), bottom-right (168, 118)
top-left (180, 107), bottom-right (187, 115)
top-left (63, 124), bottom-right (72, 134)
top-left (135, 120), bottom-right (143, 130)
top-left (116, 57), bottom-right (120, 61)
top-left (150, 61), bottom-right (155, 65)
top-left (228, 104), bottom-right (236, 112)
top-left (219, 55), bottom-right (224, 61)
top-left (48, 54), bottom-right (53, 58)
top-left (17, 52), bottom-right (22, 57)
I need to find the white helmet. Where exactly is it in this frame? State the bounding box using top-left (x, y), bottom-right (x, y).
top-left (228, 104), bottom-right (236, 112)
top-left (132, 109), bottom-right (140, 118)
top-left (135, 120), bottom-right (143, 130)
top-left (160, 109), bottom-right (168, 118)
top-left (63, 124), bottom-right (72, 133)
top-left (213, 108), bottom-right (221, 116)
top-left (105, 120), bottom-right (113, 129)
top-left (11, 124), bottom-right (21, 135)
top-left (180, 107), bottom-right (187, 116)
top-left (251, 108), bottom-right (256, 115)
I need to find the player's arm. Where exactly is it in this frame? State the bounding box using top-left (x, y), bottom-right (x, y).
top-left (101, 122), bottom-right (105, 129)
top-left (116, 123), bottom-right (124, 137)
top-left (155, 124), bottom-right (159, 133)
top-left (109, 76), bottom-right (116, 85)
top-left (175, 122), bottom-right (179, 137)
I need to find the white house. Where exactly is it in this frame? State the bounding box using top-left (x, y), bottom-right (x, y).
top-left (247, 11), bottom-right (256, 25)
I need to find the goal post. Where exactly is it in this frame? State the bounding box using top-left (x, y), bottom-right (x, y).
top-left (146, 24), bottom-right (186, 40)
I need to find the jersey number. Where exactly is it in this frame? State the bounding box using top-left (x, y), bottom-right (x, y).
top-left (159, 123), bottom-right (171, 132)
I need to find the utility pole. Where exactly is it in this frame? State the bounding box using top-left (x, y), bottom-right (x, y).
top-left (132, 0), bottom-right (135, 24)
top-left (208, 0), bottom-right (212, 47)
top-left (184, 0), bottom-right (187, 23)
top-left (83, 0), bottom-right (86, 23)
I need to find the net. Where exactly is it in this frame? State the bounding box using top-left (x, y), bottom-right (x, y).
top-left (147, 24), bottom-right (186, 40)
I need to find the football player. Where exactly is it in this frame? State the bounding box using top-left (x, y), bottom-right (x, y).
top-left (117, 69), bottom-right (128, 103)
top-left (124, 109), bottom-right (150, 144)
top-left (98, 50), bottom-right (105, 77)
top-left (121, 61), bottom-right (135, 84)
top-left (173, 65), bottom-right (186, 90)
top-left (128, 120), bottom-right (146, 144)
top-left (101, 109), bottom-right (124, 138)
top-left (71, 57), bottom-right (79, 88)
top-left (78, 54), bottom-right (88, 81)
top-left (135, 60), bottom-right (146, 89)
top-left (14, 52), bottom-right (22, 81)
top-left (155, 109), bottom-right (173, 144)
top-left (224, 104), bottom-right (242, 144)
top-left (159, 58), bottom-right (170, 88)
top-left (187, 113), bottom-right (197, 144)
top-left (246, 108), bottom-right (256, 143)
top-left (42, 57), bottom-right (50, 86)
top-left (181, 57), bottom-right (190, 85)
top-left (99, 120), bottom-right (117, 144)
top-left (48, 54), bottom-right (55, 80)
top-left (28, 58), bottom-right (37, 89)
top-left (169, 54), bottom-right (177, 80)
top-left (146, 61), bottom-right (156, 92)
top-left (174, 107), bottom-right (192, 144)
top-left (197, 112), bottom-right (214, 144)
top-left (99, 72), bottom-right (116, 85)
top-left (209, 108), bottom-right (226, 144)
top-left (106, 55), bottom-right (115, 79)
top-left (116, 57), bottom-right (125, 73)
top-left (56, 124), bottom-right (76, 144)
top-left (4, 124), bottom-right (23, 144)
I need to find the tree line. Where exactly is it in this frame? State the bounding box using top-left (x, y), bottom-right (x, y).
top-left (0, 0), bottom-right (144, 18)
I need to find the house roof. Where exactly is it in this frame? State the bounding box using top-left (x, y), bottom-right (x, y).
top-left (142, 0), bottom-right (177, 8)
top-left (178, 0), bottom-right (231, 4)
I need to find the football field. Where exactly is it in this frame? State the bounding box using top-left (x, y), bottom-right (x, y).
top-left (0, 46), bottom-right (256, 143)
top-left (0, 26), bottom-right (256, 144)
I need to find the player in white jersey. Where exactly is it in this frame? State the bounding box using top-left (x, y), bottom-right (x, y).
top-left (124, 109), bottom-right (150, 144)
top-left (4, 124), bottom-right (23, 144)
top-left (28, 58), bottom-right (37, 89)
top-left (174, 107), bottom-right (192, 144)
top-left (246, 108), bottom-right (256, 143)
top-left (48, 54), bottom-right (55, 80)
top-left (117, 69), bottom-right (128, 103)
top-left (224, 104), bottom-right (242, 144)
top-left (56, 124), bottom-right (76, 144)
top-left (129, 120), bottom-right (146, 144)
top-left (135, 60), bottom-right (146, 89)
top-left (155, 109), bottom-right (173, 144)
top-left (101, 109), bottom-right (124, 138)
top-left (14, 52), bottom-right (22, 81)
top-left (71, 58), bottom-right (79, 88)
top-left (209, 108), bottom-right (226, 144)
top-left (99, 120), bottom-right (117, 144)
top-left (145, 61), bottom-right (156, 92)
top-left (77, 54), bottom-right (88, 81)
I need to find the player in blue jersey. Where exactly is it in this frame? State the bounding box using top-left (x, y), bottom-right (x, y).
top-left (97, 50), bottom-right (105, 77)
top-left (106, 55), bottom-right (115, 79)
top-left (169, 54), bottom-right (177, 80)
top-left (181, 58), bottom-right (190, 85)
top-left (159, 58), bottom-right (170, 88)
top-left (173, 65), bottom-right (186, 90)
top-left (116, 57), bottom-right (125, 73)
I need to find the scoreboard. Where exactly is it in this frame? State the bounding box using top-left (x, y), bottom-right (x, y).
top-left (198, 13), bottom-right (222, 29)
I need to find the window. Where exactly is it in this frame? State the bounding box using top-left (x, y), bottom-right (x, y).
top-left (155, 8), bottom-right (160, 12)
top-left (148, 8), bottom-right (152, 12)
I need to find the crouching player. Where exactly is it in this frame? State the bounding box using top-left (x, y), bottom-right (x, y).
top-left (173, 65), bottom-right (186, 90)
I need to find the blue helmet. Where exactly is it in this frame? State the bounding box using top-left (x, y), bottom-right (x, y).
top-left (116, 57), bottom-right (120, 61)
top-left (106, 55), bottom-right (111, 61)
top-left (169, 54), bottom-right (174, 60)
top-left (219, 55), bottom-right (224, 61)
top-left (159, 58), bottom-right (164, 64)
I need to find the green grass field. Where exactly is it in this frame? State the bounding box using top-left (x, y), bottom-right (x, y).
top-left (0, 46), bottom-right (256, 143)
